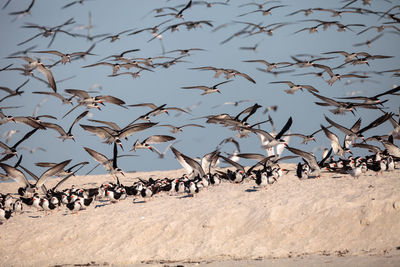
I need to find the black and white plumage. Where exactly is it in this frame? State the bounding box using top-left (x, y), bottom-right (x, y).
top-left (0, 207), bottom-right (12, 224)
top-left (131, 135), bottom-right (176, 152)
top-left (243, 116), bottom-right (292, 149)
top-left (41, 111), bottom-right (88, 141)
top-left (84, 142), bottom-right (124, 179)
top-left (40, 198), bottom-right (56, 215)
top-left (0, 159), bottom-right (71, 194)
top-left (286, 146), bottom-right (331, 177)
top-left (321, 125), bottom-right (352, 157)
top-left (181, 80), bottom-right (232, 95)
top-left (66, 200), bottom-right (82, 214)
top-left (170, 146), bottom-right (206, 178)
top-left (12, 199), bottom-right (23, 214)
top-left (0, 79), bottom-right (28, 102)
top-left (0, 127), bottom-right (39, 162)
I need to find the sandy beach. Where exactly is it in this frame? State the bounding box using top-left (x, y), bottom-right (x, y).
top-left (0, 165), bottom-right (399, 266)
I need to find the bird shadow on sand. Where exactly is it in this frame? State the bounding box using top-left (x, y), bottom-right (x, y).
top-left (28, 215), bottom-right (41, 218)
top-left (94, 203), bottom-right (109, 208)
top-left (82, 182), bottom-right (98, 186)
top-left (245, 188), bottom-right (259, 193)
top-left (133, 200), bottom-right (147, 204)
top-left (177, 194), bottom-right (193, 199)
top-left (50, 260), bottom-right (108, 266)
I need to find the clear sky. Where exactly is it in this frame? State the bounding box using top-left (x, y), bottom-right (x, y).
top-left (0, 0), bottom-right (399, 177)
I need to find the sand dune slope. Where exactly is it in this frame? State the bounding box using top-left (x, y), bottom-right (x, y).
top-left (0, 166), bottom-right (399, 266)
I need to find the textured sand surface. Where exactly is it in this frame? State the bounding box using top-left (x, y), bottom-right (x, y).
top-left (0, 165), bottom-right (399, 266)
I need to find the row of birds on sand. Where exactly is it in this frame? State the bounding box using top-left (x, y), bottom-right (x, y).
top-left (1, 1), bottom-right (400, 223)
top-left (1, 102), bottom-right (399, 224)
top-left (0, 137), bottom-right (398, 224)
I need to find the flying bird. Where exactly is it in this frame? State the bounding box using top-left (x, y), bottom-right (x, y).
top-left (0, 79), bottom-right (29, 102)
top-left (190, 66), bottom-right (256, 83)
top-left (181, 80), bottom-right (232, 95)
top-left (269, 81), bottom-right (319, 94)
top-left (41, 111), bottom-right (88, 141)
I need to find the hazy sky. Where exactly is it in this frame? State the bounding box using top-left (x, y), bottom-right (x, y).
top-left (0, 0), bottom-right (399, 177)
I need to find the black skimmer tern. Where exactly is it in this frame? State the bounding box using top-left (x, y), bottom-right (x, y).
top-left (41, 110), bottom-right (88, 141)
top-left (238, 5), bottom-right (288, 17)
top-left (284, 126), bottom-right (330, 144)
top-left (243, 59), bottom-right (292, 72)
top-left (0, 79), bottom-right (28, 102)
top-left (40, 198), bottom-right (56, 215)
top-left (84, 142), bottom-right (124, 180)
top-left (0, 207), bottom-right (12, 224)
top-left (8, 0), bottom-right (35, 19)
top-left (61, 0), bottom-right (96, 9)
top-left (159, 123), bottom-right (205, 134)
top-left (12, 199), bottom-right (23, 214)
top-left (131, 135), bottom-right (175, 152)
top-left (154, 0), bottom-right (192, 19)
top-left (270, 80), bottom-right (319, 94)
top-left (190, 66), bottom-right (256, 83)
top-left (128, 103), bottom-right (189, 117)
top-left (0, 159), bottom-right (71, 195)
top-left (0, 128), bottom-right (39, 162)
top-left (32, 91), bottom-right (74, 105)
top-left (31, 49), bottom-right (95, 64)
top-left (313, 63), bottom-right (369, 85)
top-left (325, 113), bottom-right (391, 147)
top-left (321, 125), bottom-right (352, 157)
top-left (80, 122), bottom-right (157, 149)
top-left (286, 146), bottom-right (332, 178)
top-left (66, 200), bottom-right (82, 214)
top-left (170, 146), bottom-right (206, 178)
top-left (181, 80), bottom-right (232, 95)
top-left (14, 56), bottom-right (57, 92)
top-left (243, 116), bottom-right (292, 150)
top-left (336, 86), bottom-right (400, 105)
top-left (16, 18), bottom-right (75, 47)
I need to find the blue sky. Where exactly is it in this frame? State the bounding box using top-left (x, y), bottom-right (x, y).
top-left (0, 0), bottom-right (399, 176)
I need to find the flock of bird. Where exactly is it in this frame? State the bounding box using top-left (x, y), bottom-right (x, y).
top-left (1, 0), bottom-right (400, 224)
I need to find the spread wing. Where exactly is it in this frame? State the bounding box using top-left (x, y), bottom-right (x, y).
top-left (36, 159), bottom-right (71, 188)
top-left (170, 146), bottom-right (205, 176)
top-left (0, 163), bottom-right (31, 188)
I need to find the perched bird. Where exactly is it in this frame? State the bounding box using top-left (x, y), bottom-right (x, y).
top-left (0, 207), bottom-right (12, 224)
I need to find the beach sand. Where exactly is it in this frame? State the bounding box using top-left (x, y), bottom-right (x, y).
top-left (0, 164), bottom-right (399, 266)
